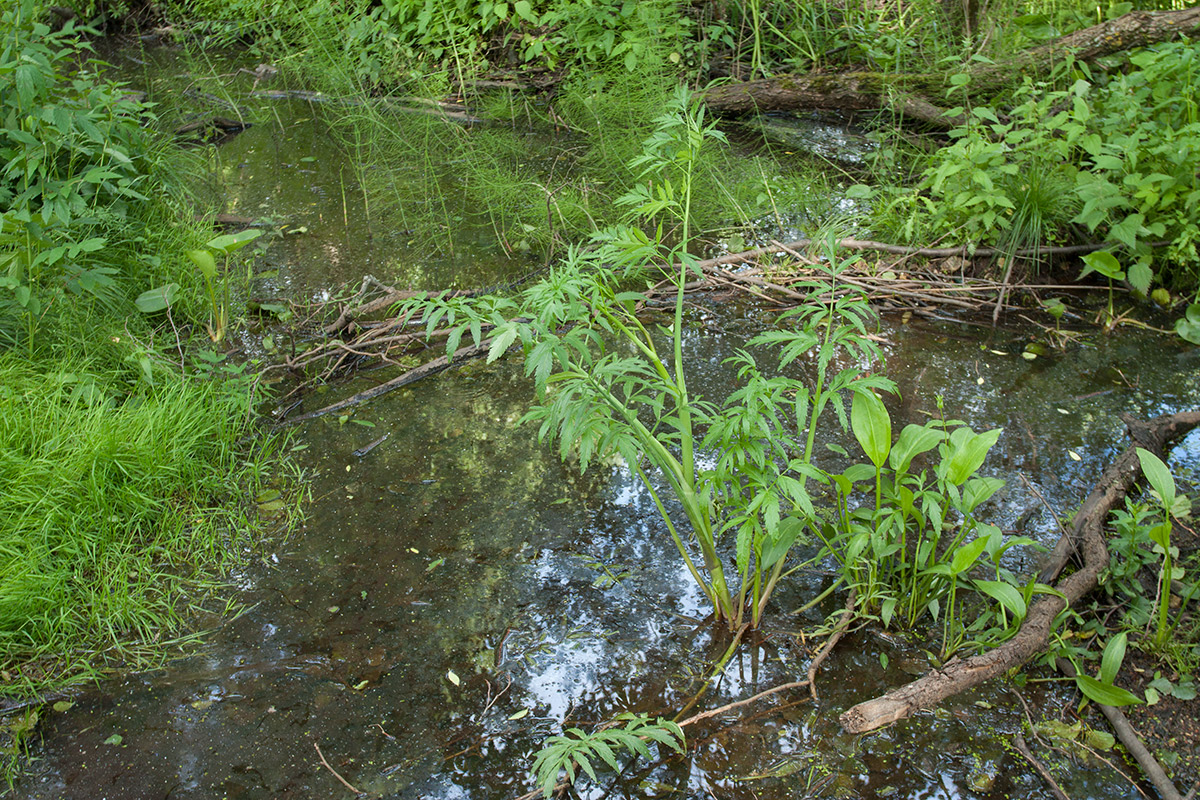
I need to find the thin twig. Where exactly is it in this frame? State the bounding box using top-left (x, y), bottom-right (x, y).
top-left (314, 741), bottom-right (363, 795)
top-left (1017, 471), bottom-right (1077, 586)
top-left (1013, 733), bottom-right (1073, 800)
top-left (808, 589), bottom-right (857, 703)
top-left (676, 677), bottom-right (812, 728)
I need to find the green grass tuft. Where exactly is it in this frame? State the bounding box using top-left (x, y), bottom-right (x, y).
top-left (0, 356), bottom-right (279, 694)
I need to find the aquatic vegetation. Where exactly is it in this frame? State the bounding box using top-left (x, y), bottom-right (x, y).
top-left (823, 398), bottom-right (1040, 658)
top-left (883, 43), bottom-right (1200, 302)
top-left (531, 713), bottom-right (684, 799)
top-left (184, 229), bottom-right (264, 342)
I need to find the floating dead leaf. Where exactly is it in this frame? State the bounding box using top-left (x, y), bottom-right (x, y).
top-left (976, 377), bottom-right (985, 386)
top-left (353, 679), bottom-right (370, 691)
top-left (446, 670), bottom-right (460, 686)
top-left (52, 701), bottom-right (74, 713)
top-left (1057, 408), bottom-right (1071, 415)
top-left (1069, 451), bottom-right (1082, 461)
top-left (103, 734), bottom-right (123, 746)
top-left (507, 708), bottom-right (530, 721)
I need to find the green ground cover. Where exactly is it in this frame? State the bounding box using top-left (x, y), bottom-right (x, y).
top-left (0, 2), bottom-right (300, 772)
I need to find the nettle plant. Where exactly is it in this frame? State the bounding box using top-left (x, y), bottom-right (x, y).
top-left (404, 89), bottom-right (892, 630)
top-left (893, 44), bottom-right (1200, 333)
top-left (0, 1), bottom-right (160, 351)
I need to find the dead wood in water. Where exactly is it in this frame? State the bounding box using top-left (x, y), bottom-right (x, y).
top-left (1055, 658), bottom-right (1188, 800)
top-left (280, 338), bottom-right (494, 425)
top-left (276, 237), bottom-right (1123, 422)
top-left (839, 410), bottom-right (1200, 735)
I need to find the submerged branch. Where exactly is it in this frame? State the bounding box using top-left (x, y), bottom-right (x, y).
top-left (278, 236), bottom-right (1129, 422)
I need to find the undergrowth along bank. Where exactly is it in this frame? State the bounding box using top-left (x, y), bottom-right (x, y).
top-left (0, 0), bottom-right (303, 774)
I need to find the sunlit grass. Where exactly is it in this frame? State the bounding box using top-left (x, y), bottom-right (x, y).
top-left (0, 356), bottom-right (290, 696)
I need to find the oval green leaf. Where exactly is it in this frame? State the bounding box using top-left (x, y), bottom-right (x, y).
top-left (135, 283), bottom-right (179, 313)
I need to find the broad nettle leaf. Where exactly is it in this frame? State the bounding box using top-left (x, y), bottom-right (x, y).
top-left (942, 426), bottom-right (1003, 486)
top-left (974, 579), bottom-right (1027, 620)
top-left (1099, 632), bottom-right (1128, 686)
top-left (761, 516), bottom-right (804, 568)
top-left (187, 249), bottom-right (217, 281)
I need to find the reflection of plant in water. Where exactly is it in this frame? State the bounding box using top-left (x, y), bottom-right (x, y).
top-left (573, 552), bottom-right (632, 589)
top-left (499, 623), bottom-right (610, 670)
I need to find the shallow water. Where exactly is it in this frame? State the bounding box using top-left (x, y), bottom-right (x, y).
top-left (21, 46), bottom-right (1200, 800)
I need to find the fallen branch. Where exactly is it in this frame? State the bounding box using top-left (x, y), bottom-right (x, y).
top-left (676, 677), bottom-right (811, 729)
top-left (839, 410), bottom-right (1200, 734)
top-left (1056, 658), bottom-right (1185, 800)
top-left (314, 741), bottom-right (362, 796)
top-left (281, 236), bottom-right (1129, 420)
top-left (282, 338), bottom-right (493, 425)
top-left (807, 589), bottom-right (856, 704)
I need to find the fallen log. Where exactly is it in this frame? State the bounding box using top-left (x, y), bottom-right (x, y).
top-left (281, 338), bottom-right (494, 425)
top-left (839, 410), bottom-right (1200, 734)
top-left (704, 8), bottom-right (1200, 121)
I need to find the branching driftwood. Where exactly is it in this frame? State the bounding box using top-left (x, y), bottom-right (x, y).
top-left (839, 410), bottom-right (1200, 735)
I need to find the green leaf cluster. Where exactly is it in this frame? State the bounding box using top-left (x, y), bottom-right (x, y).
top-left (0, 1), bottom-right (190, 351)
top-left (402, 92), bottom-right (890, 630)
top-left (815, 396), bottom-right (1051, 658)
top-left (891, 42), bottom-right (1200, 299)
top-left (530, 713), bottom-right (684, 798)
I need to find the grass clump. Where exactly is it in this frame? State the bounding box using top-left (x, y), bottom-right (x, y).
top-left (0, 357), bottom-right (272, 690)
top-left (0, 0), bottom-right (301, 727)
